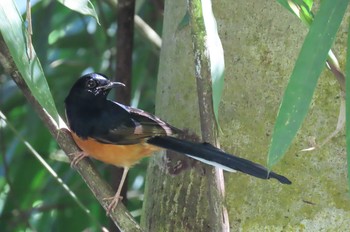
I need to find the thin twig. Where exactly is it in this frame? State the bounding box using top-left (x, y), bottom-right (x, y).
top-left (102, 0), bottom-right (161, 52)
top-left (134, 15), bottom-right (161, 50)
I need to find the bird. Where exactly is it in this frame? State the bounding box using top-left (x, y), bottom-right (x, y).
top-left (64, 73), bottom-right (291, 214)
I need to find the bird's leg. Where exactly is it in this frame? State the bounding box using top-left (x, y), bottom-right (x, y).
top-left (105, 167), bottom-right (129, 215)
top-left (69, 151), bottom-right (88, 168)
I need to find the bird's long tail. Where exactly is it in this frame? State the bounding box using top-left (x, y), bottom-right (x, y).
top-left (147, 136), bottom-right (291, 184)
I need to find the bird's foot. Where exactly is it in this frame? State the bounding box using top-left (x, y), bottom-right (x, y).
top-left (69, 151), bottom-right (88, 168)
top-left (104, 194), bottom-right (123, 216)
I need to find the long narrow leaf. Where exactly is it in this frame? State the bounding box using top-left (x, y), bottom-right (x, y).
top-left (267, 0), bottom-right (348, 167)
top-left (0, 0), bottom-right (59, 124)
top-left (57, 0), bottom-right (100, 24)
top-left (201, 0), bottom-right (225, 126)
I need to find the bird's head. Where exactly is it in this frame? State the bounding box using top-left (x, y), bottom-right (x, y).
top-left (66, 73), bottom-right (125, 101)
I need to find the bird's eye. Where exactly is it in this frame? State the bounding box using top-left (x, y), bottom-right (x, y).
top-left (86, 79), bottom-right (97, 89)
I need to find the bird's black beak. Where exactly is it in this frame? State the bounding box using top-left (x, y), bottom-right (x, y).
top-left (97, 81), bottom-right (125, 91)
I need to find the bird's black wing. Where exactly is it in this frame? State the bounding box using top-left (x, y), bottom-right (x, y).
top-left (90, 101), bottom-right (180, 145)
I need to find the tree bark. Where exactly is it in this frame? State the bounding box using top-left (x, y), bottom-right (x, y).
top-left (141, 0), bottom-right (227, 230)
top-left (142, 0), bottom-right (350, 231)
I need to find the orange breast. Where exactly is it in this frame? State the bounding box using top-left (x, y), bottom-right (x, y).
top-left (71, 133), bottom-right (161, 167)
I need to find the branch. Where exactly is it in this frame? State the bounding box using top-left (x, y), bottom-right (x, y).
top-left (134, 15), bottom-right (162, 52)
top-left (188, 1), bottom-right (229, 231)
top-left (102, 0), bottom-right (161, 52)
top-left (0, 35), bottom-right (143, 232)
top-left (115, 0), bottom-right (135, 103)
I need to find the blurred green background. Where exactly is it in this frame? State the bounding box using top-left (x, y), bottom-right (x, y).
top-left (0, 0), bottom-right (163, 231)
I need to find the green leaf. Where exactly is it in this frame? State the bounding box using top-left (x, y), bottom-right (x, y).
top-left (267, 0), bottom-right (348, 167)
top-left (0, 0), bottom-right (59, 124)
top-left (57, 0), bottom-right (100, 24)
top-left (201, 0), bottom-right (225, 127)
top-left (302, 0), bottom-right (313, 10)
top-left (292, 0), bottom-right (313, 11)
top-left (287, 0), bottom-right (314, 26)
top-left (275, 0), bottom-right (314, 22)
top-left (345, 17), bottom-right (350, 192)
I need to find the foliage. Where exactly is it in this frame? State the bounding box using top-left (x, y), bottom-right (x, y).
top-left (0, 0), bottom-right (162, 231)
top-left (268, 0), bottom-right (348, 166)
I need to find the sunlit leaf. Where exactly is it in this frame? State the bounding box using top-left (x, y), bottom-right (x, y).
top-left (57, 0), bottom-right (100, 24)
top-left (276, 0), bottom-right (314, 19)
top-left (287, 0), bottom-right (314, 25)
top-left (0, 0), bottom-right (59, 124)
top-left (302, 0), bottom-right (313, 10)
top-left (267, 0), bottom-right (348, 167)
top-left (201, 0), bottom-right (225, 126)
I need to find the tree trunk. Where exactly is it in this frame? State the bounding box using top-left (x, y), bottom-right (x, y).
top-left (142, 0), bottom-right (350, 231)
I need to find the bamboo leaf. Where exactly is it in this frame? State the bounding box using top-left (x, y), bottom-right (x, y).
top-left (267, 0), bottom-right (348, 167)
top-left (57, 0), bottom-right (100, 24)
top-left (0, 0), bottom-right (59, 124)
top-left (201, 0), bottom-right (225, 126)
